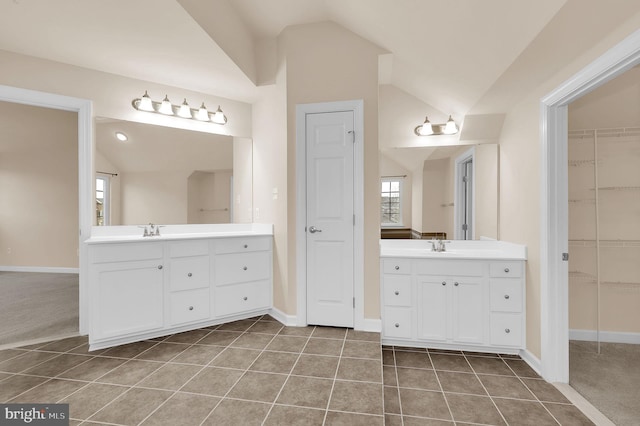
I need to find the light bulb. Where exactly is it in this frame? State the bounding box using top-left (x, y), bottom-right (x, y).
top-left (196, 102), bottom-right (209, 121)
top-left (159, 95), bottom-right (173, 115)
top-left (178, 98), bottom-right (192, 118)
top-left (211, 105), bottom-right (227, 124)
top-left (138, 90), bottom-right (154, 112)
top-left (418, 116), bottom-right (433, 136)
top-left (443, 115), bottom-right (458, 135)
top-left (115, 131), bottom-right (128, 142)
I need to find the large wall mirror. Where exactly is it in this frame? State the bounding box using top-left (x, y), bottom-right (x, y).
top-left (95, 118), bottom-right (253, 226)
top-left (380, 143), bottom-right (498, 240)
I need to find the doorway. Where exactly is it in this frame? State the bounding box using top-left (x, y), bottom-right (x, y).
top-left (295, 100), bottom-right (365, 329)
top-left (455, 148), bottom-right (475, 240)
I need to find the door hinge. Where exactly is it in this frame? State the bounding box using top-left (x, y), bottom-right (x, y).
top-left (353, 297), bottom-right (355, 308)
top-left (462, 223), bottom-right (468, 231)
top-left (562, 252), bottom-right (569, 261)
top-left (348, 130), bottom-right (355, 143)
top-left (462, 176), bottom-right (468, 183)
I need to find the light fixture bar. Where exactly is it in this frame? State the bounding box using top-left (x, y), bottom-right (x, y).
top-left (414, 115), bottom-right (458, 136)
top-left (132, 91), bottom-right (227, 125)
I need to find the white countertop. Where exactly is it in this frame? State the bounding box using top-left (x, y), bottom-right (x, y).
top-left (85, 223), bottom-right (273, 244)
top-left (380, 239), bottom-right (527, 260)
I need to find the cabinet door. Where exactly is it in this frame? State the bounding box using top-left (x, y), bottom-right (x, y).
top-left (451, 278), bottom-right (484, 344)
top-left (417, 278), bottom-right (448, 341)
top-left (92, 260), bottom-right (164, 340)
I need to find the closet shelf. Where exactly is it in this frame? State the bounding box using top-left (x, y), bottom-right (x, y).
top-left (589, 186), bottom-right (640, 191)
top-left (569, 239), bottom-right (640, 248)
top-left (440, 202), bottom-right (454, 208)
top-left (569, 159), bottom-right (598, 167)
top-left (568, 198), bottom-right (595, 204)
top-left (569, 271), bottom-right (596, 282)
top-left (569, 127), bottom-right (640, 140)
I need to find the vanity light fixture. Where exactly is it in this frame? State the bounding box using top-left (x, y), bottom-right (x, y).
top-left (414, 115), bottom-right (459, 136)
top-left (131, 91), bottom-right (228, 125)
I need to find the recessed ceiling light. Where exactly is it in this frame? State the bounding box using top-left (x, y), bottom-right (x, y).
top-left (115, 131), bottom-right (128, 142)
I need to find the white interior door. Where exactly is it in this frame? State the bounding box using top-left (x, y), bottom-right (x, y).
top-left (305, 110), bottom-right (355, 328)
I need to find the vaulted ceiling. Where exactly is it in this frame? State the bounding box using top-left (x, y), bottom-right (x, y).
top-left (0, 0), bottom-right (638, 118)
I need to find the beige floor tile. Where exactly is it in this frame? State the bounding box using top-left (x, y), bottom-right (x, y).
top-left (101, 341), bottom-right (157, 358)
top-left (88, 387), bottom-right (172, 425)
top-left (23, 353), bottom-right (92, 377)
top-left (135, 342), bottom-right (189, 362)
top-left (445, 393), bottom-right (505, 425)
top-left (544, 402), bottom-right (596, 426)
top-left (0, 374), bottom-right (49, 402)
top-left (170, 344), bottom-right (223, 365)
top-left (478, 374), bottom-right (536, 399)
top-left (396, 366), bottom-right (440, 391)
top-left (324, 411), bottom-right (384, 425)
top-left (383, 386), bottom-right (401, 414)
top-left (336, 357), bottom-right (382, 382)
top-left (522, 378), bottom-right (570, 403)
top-left (303, 338), bottom-right (343, 356)
top-left (278, 326), bottom-right (314, 337)
top-left (263, 404), bottom-right (325, 426)
top-left (394, 350), bottom-right (432, 370)
top-left (209, 347), bottom-right (261, 369)
top-left (163, 329), bottom-right (211, 344)
top-left (342, 340), bottom-right (381, 360)
top-left (137, 363), bottom-right (201, 391)
top-left (247, 321), bottom-right (284, 334)
top-left (61, 383), bottom-right (128, 420)
top-left (95, 359), bottom-right (163, 386)
top-left (276, 375), bottom-right (333, 409)
top-left (181, 366), bottom-right (243, 396)
top-left (311, 326), bottom-right (347, 340)
top-left (202, 398), bottom-right (270, 425)
top-left (346, 329), bottom-right (380, 342)
top-left (36, 336), bottom-right (88, 353)
top-left (292, 354), bottom-right (339, 378)
top-left (466, 356), bottom-right (514, 376)
top-left (141, 392), bottom-right (220, 426)
top-left (249, 350), bottom-right (298, 374)
top-left (329, 380), bottom-right (383, 415)
top-left (58, 356), bottom-right (125, 381)
top-left (429, 353), bottom-right (472, 373)
top-left (197, 330), bottom-right (242, 346)
top-left (266, 335), bottom-right (309, 353)
top-left (10, 378), bottom-right (86, 403)
top-left (215, 319), bottom-right (257, 332)
top-left (0, 351), bottom-right (59, 373)
top-left (227, 371), bottom-right (287, 403)
top-left (493, 398), bottom-right (558, 426)
top-left (435, 371), bottom-right (487, 395)
top-left (229, 332), bottom-right (274, 350)
top-left (398, 388), bottom-right (451, 420)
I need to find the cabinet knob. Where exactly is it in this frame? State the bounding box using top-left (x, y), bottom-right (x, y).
top-left (442, 281), bottom-right (446, 286)
top-left (157, 265), bottom-right (163, 270)
top-left (395, 323), bottom-right (400, 328)
top-left (504, 267), bottom-right (510, 273)
top-left (504, 294), bottom-right (510, 300)
top-left (243, 296), bottom-right (248, 301)
top-left (394, 291), bottom-right (399, 295)
top-left (244, 244), bottom-right (248, 249)
top-left (454, 282), bottom-right (459, 286)
top-left (395, 265), bottom-right (400, 270)
top-left (187, 272), bottom-right (192, 277)
top-left (243, 266), bottom-right (248, 271)
top-left (505, 328), bottom-right (511, 334)
top-left (188, 306), bottom-right (194, 311)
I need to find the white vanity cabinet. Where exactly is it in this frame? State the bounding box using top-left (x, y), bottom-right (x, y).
top-left (381, 253), bottom-right (526, 354)
top-left (87, 233), bottom-right (272, 350)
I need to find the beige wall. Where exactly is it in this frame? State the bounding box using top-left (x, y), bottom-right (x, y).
top-left (120, 171), bottom-right (189, 225)
top-left (279, 22), bottom-right (385, 320)
top-left (95, 151), bottom-right (121, 225)
top-left (475, 144), bottom-right (499, 239)
top-left (422, 158), bottom-right (450, 236)
top-left (233, 137), bottom-right (254, 223)
top-left (187, 171), bottom-right (232, 224)
top-left (0, 101), bottom-right (78, 268)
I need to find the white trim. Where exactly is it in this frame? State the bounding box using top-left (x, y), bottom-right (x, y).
top-left (454, 146), bottom-right (476, 240)
top-left (295, 100), bottom-right (365, 329)
top-left (569, 329), bottom-right (640, 345)
top-left (0, 332), bottom-right (81, 352)
top-left (519, 348), bottom-right (542, 376)
top-left (361, 318), bottom-right (382, 333)
top-left (540, 29), bottom-right (640, 383)
top-left (554, 383), bottom-right (616, 426)
top-left (0, 266), bottom-right (80, 274)
top-left (269, 307), bottom-right (298, 327)
top-left (0, 84), bottom-right (93, 336)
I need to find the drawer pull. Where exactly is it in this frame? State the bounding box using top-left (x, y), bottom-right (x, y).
top-left (454, 282), bottom-right (459, 287)
top-left (188, 306), bottom-right (194, 311)
top-left (442, 281), bottom-right (446, 286)
top-left (395, 265), bottom-right (400, 270)
top-left (244, 244), bottom-right (248, 249)
top-left (243, 266), bottom-right (248, 271)
top-left (504, 267), bottom-right (510, 273)
top-left (243, 296), bottom-right (248, 301)
top-left (395, 323), bottom-right (400, 328)
top-left (394, 291), bottom-right (399, 295)
top-left (504, 294), bottom-right (510, 300)
top-left (157, 265), bottom-right (163, 270)
top-left (505, 328), bottom-right (511, 334)
top-left (187, 272), bottom-right (192, 277)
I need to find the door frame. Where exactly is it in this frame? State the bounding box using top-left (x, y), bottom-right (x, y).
top-left (0, 84), bottom-right (93, 335)
top-left (295, 100), bottom-right (364, 329)
top-left (454, 146), bottom-right (475, 240)
top-left (540, 29), bottom-right (640, 383)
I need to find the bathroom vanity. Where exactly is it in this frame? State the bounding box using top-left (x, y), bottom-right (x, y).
top-left (380, 239), bottom-right (527, 354)
top-left (86, 224), bottom-right (273, 350)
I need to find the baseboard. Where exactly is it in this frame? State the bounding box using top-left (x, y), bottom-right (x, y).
top-left (360, 318), bottom-right (382, 333)
top-left (554, 383), bottom-right (616, 426)
top-left (519, 348), bottom-right (542, 376)
top-left (0, 332), bottom-right (82, 351)
top-left (0, 266), bottom-right (79, 274)
top-left (269, 306), bottom-right (298, 326)
top-left (569, 329), bottom-right (640, 344)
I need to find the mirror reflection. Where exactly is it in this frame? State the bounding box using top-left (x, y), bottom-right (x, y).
top-left (95, 118), bottom-right (252, 226)
top-left (380, 143), bottom-right (498, 240)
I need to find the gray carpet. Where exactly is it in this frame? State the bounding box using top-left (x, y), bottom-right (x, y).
top-left (0, 271), bottom-right (79, 347)
top-left (570, 340), bottom-right (640, 426)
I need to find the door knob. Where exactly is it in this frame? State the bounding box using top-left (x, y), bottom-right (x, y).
top-left (309, 226), bottom-right (322, 233)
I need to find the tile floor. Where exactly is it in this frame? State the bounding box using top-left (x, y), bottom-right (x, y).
top-left (0, 315), bottom-right (594, 425)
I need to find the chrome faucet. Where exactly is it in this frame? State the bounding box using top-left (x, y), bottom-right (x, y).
top-left (139, 223), bottom-right (163, 237)
top-left (429, 239), bottom-right (449, 252)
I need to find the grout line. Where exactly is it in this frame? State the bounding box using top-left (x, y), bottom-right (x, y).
top-left (321, 328), bottom-right (348, 425)
top-left (426, 349), bottom-right (454, 423)
top-left (391, 347), bottom-right (405, 426)
top-left (462, 352), bottom-right (509, 426)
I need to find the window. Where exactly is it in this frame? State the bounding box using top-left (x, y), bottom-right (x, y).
top-left (96, 175), bottom-right (110, 226)
top-left (381, 178), bottom-right (403, 226)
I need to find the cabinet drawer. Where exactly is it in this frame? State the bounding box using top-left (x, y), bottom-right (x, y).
top-left (382, 259), bottom-right (411, 275)
top-left (90, 243), bottom-right (163, 264)
top-left (490, 313), bottom-right (523, 347)
top-left (215, 237), bottom-right (271, 254)
top-left (214, 280), bottom-right (271, 317)
top-left (170, 255), bottom-right (210, 291)
top-left (169, 240), bottom-right (209, 258)
top-left (215, 251), bottom-right (270, 286)
top-left (383, 307), bottom-right (412, 339)
top-left (170, 288), bottom-right (210, 326)
top-left (415, 260), bottom-right (483, 277)
top-left (490, 280), bottom-right (523, 312)
top-left (489, 261), bottom-right (522, 278)
top-left (383, 275), bottom-right (412, 307)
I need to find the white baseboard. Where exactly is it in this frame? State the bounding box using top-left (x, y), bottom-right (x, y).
top-left (519, 348), bottom-right (542, 376)
top-left (0, 266), bottom-right (79, 274)
top-left (569, 329), bottom-right (640, 344)
top-left (360, 318), bottom-right (382, 333)
top-left (269, 307), bottom-right (298, 326)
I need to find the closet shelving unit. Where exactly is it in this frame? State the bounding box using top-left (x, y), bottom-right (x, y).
top-left (568, 127), bottom-right (640, 352)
